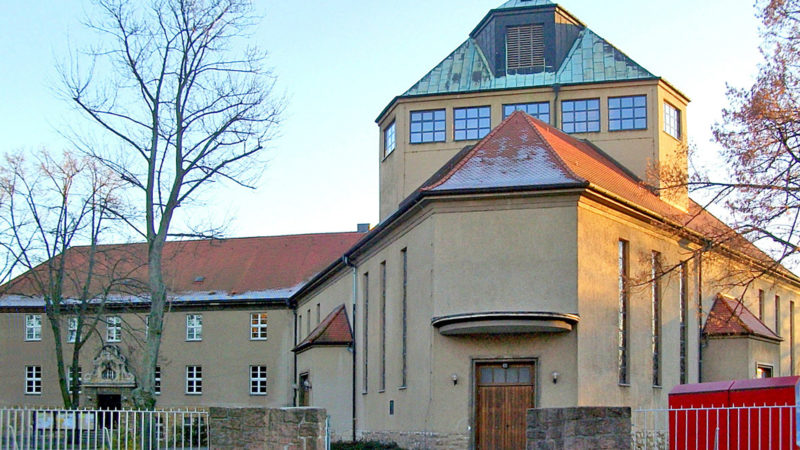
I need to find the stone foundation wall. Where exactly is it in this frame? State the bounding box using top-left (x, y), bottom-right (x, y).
top-left (358, 430), bottom-right (470, 449)
top-left (209, 406), bottom-right (326, 449)
top-left (527, 407), bottom-right (631, 449)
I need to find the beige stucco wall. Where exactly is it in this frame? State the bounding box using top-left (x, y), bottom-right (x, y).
top-left (0, 305), bottom-right (294, 409)
top-left (295, 345), bottom-right (353, 441)
top-left (703, 337), bottom-right (780, 382)
top-left (377, 80), bottom-right (689, 220)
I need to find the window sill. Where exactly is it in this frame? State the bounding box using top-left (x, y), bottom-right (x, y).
top-left (250, 393), bottom-right (268, 396)
top-left (398, 386), bottom-right (407, 391)
top-left (185, 339), bottom-right (202, 342)
top-left (378, 389), bottom-right (385, 394)
top-left (609, 127), bottom-right (648, 132)
top-left (361, 391), bottom-right (368, 395)
top-left (25, 393), bottom-right (42, 396)
top-left (24, 340), bottom-right (42, 342)
top-left (652, 385), bottom-right (663, 389)
top-left (250, 338), bottom-right (268, 341)
top-left (618, 383), bottom-right (631, 388)
top-left (185, 393), bottom-right (202, 396)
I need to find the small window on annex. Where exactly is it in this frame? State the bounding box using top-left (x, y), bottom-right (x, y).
top-left (608, 95), bottom-right (646, 131)
top-left (384, 121), bottom-right (396, 157)
top-left (756, 364), bottom-right (774, 379)
top-left (410, 110), bottom-right (446, 144)
top-left (503, 102), bottom-right (550, 123)
top-left (454, 106), bottom-right (491, 141)
top-left (664, 102), bottom-right (681, 139)
top-left (562, 99), bottom-right (600, 133)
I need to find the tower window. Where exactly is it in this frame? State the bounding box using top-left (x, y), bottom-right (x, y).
top-left (384, 121), bottom-right (396, 156)
top-left (454, 106), bottom-right (491, 141)
top-left (410, 110), bottom-right (446, 143)
top-left (506, 24), bottom-right (545, 71)
top-left (503, 102), bottom-right (550, 123)
top-left (562, 99), bottom-right (600, 133)
top-left (664, 102), bottom-right (681, 139)
top-left (609, 96), bottom-right (647, 131)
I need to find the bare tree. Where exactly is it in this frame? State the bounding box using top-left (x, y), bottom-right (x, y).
top-left (62, 0), bottom-right (282, 409)
top-left (0, 150), bottom-right (124, 408)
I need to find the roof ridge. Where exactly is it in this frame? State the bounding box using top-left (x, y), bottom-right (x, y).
top-left (556, 27), bottom-right (654, 82)
top-left (523, 114), bottom-right (586, 183)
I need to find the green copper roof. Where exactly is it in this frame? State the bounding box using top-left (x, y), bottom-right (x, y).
top-left (496, 0), bottom-right (555, 9)
top-left (402, 28), bottom-right (655, 97)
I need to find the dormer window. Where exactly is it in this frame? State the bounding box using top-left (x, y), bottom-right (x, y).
top-left (506, 24), bottom-right (545, 72)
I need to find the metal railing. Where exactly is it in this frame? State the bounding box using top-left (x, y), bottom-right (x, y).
top-left (633, 404), bottom-right (798, 450)
top-left (0, 407), bottom-right (208, 449)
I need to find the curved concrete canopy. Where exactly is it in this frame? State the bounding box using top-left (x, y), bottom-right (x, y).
top-left (431, 311), bottom-right (580, 336)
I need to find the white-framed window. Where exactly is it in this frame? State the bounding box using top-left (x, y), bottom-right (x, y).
top-left (67, 366), bottom-right (82, 394)
top-left (608, 95), bottom-right (647, 131)
top-left (67, 317), bottom-right (78, 343)
top-left (756, 364), bottom-right (774, 379)
top-left (186, 365), bottom-right (202, 395)
top-left (25, 314), bottom-right (42, 341)
top-left (384, 121), bottom-right (396, 157)
top-left (664, 102), bottom-right (681, 139)
top-left (186, 314), bottom-right (202, 341)
top-left (154, 366), bottom-right (161, 395)
top-left (250, 365), bottom-right (267, 395)
top-left (250, 313), bottom-right (268, 340)
top-left (106, 316), bottom-right (121, 343)
top-left (25, 366), bottom-right (42, 395)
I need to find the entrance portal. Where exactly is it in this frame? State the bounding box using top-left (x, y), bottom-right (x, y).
top-left (97, 394), bottom-right (121, 428)
top-left (475, 361), bottom-right (535, 449)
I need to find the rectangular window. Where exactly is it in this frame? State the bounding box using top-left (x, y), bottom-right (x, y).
top-left (250, 313), bottom-right (268, 340)
top-left (758, 290), bottom-right (765, 321)
top-left (618, 240), bottom-right (629, 385)
top-left (756, 364), bottom-right (774, 379)
top-left (792, 301), bottom-right (796, 375)
top-left (400, 248), bottom-right (408, 388)
top-left (25, 366), bottom-right (42, 395)
top-left (154, 366), bottom-right (161, 395)
top-left (106, 316), bottom-right (122, 343)
top-left (651, 251), bottom-right (662, 387)
top-left (608, 95), bottom-right (647, 131)
top-left (679, 262), bottom-right (689, 384)
top-left (506, 24), bottom-right (545, 71)
top-left (298, 314), bottom-right (302, 338)
top-left (775, 296), bottom-right (781, 334)
top-left (185, 366), bottom-right (202, 395)
top-left (409, 109), bottom-right (446, 143)
top-left (362, 272), bottom-right (369, 393)
top-left (384, 121), bottom-right (396, 156)
top-left (25, 314), bottom-right (41, 341)
top-left (664, 102), bottom-right (681, 139)
top-left (250, 365), bottom-right (268, 395)
top-left (307, 309), bottom-right (311, 336)
top-left (67, 366), bottom-right (82, 394)
top-left (67, 317), bottom-right (78, 343)
top-left (316, 304), bottom-right (321, 325)
top-left (454, 106), bottom-right (491, 141)
top-left (562, 99), bottom-right (600, 133)
top-left (380, 261), bottom-right (387, 392)
top-left (503, 102), bottom-right (550, 123)
top-left (186, 314), bottom-right (202, 341)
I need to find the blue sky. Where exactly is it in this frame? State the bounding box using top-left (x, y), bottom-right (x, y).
top-left (0, 0), bottom-right (763, 238)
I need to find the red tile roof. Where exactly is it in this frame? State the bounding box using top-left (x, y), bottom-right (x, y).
top-left (294, 304), bottom-right (353, 353)
top-left (2, 232), bottom-right (365, 303)
top-left (421, 112), bottom-right (781, 271)
top-left (703, 294), bottom-right (781, 341)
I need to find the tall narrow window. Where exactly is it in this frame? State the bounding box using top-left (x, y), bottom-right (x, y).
top-left (298, 314), bottom-right (302, 338)
top-left (25, 366), bottom-right (42, 395)
top-left (362, 272), bottom-right (369, 393)
top-left (792, 301), bottom-right (796, 375)
top-left (651, 251), bottom-right (662, 387)
top-left (380, 261), bottom-right (387, 392)
top-left (316, 304), bottom-right (321, 325)
top-left (107, 316), bottom-right (122, 343)
top-left (384, 121), bottom-right (396, 156)
top-left (154, 366), bottom-right (162, 395)
top-left (25, 314), bottom-right (42, 341)
top-left (186, 366), bottom-right (202, 395)
top-left (67, 317), bottom-right (78, 343)
top-left (758, 289), bottom-right (765, 321)
top-left (664, 102), bottom-right (681, 139)
top-left (306, 309), bottom-right (311, 335)
top-left (400, 248), bottom-right (408, 388)
top-left (679, 262), bottom-right (689, 384)
top-left (67, 366), bottom-right (82, 394)
top-left (618, 240), bottom-right (629, 385)
top-left (775, 296), bottom-right (781, 334)
top-left (186, 314), bottom-right (202, 341)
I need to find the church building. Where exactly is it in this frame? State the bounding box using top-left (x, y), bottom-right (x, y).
top-left (2, 1), bottom-right (799, 449)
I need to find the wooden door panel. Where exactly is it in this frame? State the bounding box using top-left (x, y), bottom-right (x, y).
top-left (476, 363), bottom-right (535, 450)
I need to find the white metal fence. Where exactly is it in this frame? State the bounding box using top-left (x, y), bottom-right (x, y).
top-left (0, 407), bottom-right (207, 450)
top-left (633, 405), bottom-right (798, 450)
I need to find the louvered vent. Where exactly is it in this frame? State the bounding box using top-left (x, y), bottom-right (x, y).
top-left (506, 24), bottom-right (545, 71)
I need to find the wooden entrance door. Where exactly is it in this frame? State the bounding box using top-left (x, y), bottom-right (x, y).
top-left (475, 362), bottom-right (535, 449)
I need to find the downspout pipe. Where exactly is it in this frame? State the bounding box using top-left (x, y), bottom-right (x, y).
top-left (291, 301), bottom-right (298, 407)
top-left (344, 255), bottom-right (358, 442)
top-left (552, 83), bottom-right (561, 128)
